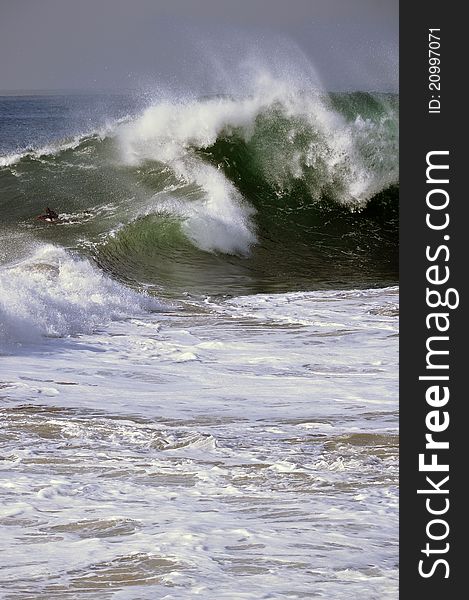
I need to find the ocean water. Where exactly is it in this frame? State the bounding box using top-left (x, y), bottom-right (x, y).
top-left (0, 83), bottom-right (398, 598)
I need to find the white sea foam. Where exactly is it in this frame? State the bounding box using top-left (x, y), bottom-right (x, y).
top-left (0, 284), bottom-right (398, 597)
top-left (220, 286), bottom-right (399, 328)
top-left (0, 245), bottom-right (159, 348)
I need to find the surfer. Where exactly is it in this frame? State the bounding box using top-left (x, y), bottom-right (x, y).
top-left (37, 207), bottom-right (59, 222)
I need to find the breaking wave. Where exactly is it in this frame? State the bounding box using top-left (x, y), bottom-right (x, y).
top-left (0, 245), bottom-right (161, 349)
top-left (0, 81), bottom-right (398, 300)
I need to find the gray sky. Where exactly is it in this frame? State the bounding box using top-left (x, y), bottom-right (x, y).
top-left (0, 0), bottom-right (398, 93)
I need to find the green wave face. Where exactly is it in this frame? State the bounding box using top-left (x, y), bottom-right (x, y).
top-left (0, 91), bottom-right (398, 296)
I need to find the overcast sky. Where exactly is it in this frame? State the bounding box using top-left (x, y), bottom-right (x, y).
top-left (0, 0), bottom-right (398, 93)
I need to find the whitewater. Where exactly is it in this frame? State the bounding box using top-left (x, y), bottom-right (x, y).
top-left (0, 75), bottom-right (398, 598)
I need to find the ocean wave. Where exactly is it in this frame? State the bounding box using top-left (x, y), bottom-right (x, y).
top-left (113, 86), bottom-right (397, 253)
top-left (0, 245), bottom-right (160, 349)
top-left (0, 116), bottom-right (132, 168)
top-left (0, 85), bottom-right (398, 293)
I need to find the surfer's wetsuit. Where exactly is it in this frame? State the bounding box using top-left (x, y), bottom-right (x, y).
top-left (37, 207), bottom-right (59, 221)
top-left (45, 207), bottom-right (59, 219)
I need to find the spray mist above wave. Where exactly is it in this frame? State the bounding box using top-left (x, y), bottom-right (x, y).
top-left (0, 64), bottom-right (398, 277)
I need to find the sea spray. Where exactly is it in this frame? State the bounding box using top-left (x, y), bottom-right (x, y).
top-left (116, 83), bottom-right (397, 254)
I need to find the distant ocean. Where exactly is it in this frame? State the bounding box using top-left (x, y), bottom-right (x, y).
top-left (0, 83), bottom-right (399, 598)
